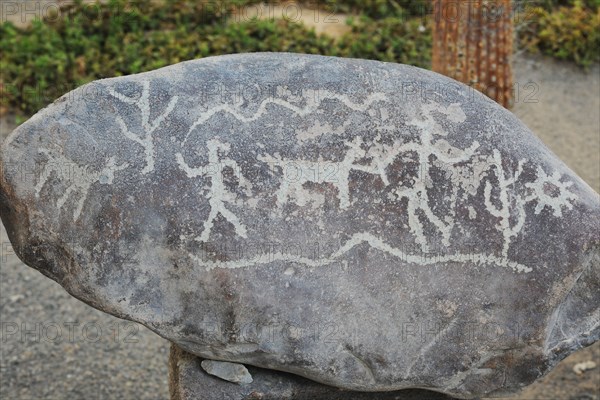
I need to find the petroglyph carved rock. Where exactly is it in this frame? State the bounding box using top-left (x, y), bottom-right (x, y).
top-left (1, 53), bottom-right (598, 399)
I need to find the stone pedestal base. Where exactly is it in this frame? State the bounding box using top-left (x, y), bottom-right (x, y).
top-left (169, 344), bottom-right (456, 400)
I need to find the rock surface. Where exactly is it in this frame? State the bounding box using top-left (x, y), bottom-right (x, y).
top-left (0, 53), bottom-right (598, 399)
top-left (201, 360), bottom-right (253, 384)
top-left (169, 344), bottom-right (455, 400)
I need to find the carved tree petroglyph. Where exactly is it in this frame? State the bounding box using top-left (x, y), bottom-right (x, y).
top-left (108, 81), bottom-right (178, 174)
top-left (483, 149), bottom-right (527, 257)
top-left (176, 139), bottom-right (251, 242)
top-left (34, 149), bottom-right (128, 220)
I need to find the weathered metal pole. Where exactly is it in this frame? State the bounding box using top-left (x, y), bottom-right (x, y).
top-left (432, 0), bottom-right (514, 108)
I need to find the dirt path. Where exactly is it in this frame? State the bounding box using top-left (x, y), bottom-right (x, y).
top-left (512, 54), bottom-right (600, 193)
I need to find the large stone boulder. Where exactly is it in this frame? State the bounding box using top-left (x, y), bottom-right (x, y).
top-left (1, 53), bottom-right (598, 399)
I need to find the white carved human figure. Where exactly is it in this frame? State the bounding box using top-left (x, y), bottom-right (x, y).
top-left (483, 150), bottom-right (527, 257)
top-left (176, 139), bottom-right (250, 242)
top-left (262, 101), bottom-right (481, 252)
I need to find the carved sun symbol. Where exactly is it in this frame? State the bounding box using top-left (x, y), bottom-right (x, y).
top-left (525, 166), bottom-right (578, 217)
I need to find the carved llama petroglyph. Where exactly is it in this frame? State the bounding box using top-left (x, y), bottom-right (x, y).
top-left (259, 137), bottom-right (390, 209)
top-left (176, 139), bottom-right (251, 242)
top-left (34, 149), bottom-right (128, 220)
top-left (108, 81), bottom-right (178, 174)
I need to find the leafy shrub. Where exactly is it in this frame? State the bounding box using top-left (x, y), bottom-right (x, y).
top-left (1, 0), bottom-right (598, 120)
top-left (337, 16), bottom-right (431, 68)
top-left (317, 0), bottom-right (430, 19)
top-left (0, 21), bottom-right (71, 117)
top-left (521, 0), bottom-right (600, 67)
top-left (0, 0), bottom-right (335, 118)
top-left (533, 0), bottom-right (600, 10)
top-left (0, 0), bottom-right (436, 119)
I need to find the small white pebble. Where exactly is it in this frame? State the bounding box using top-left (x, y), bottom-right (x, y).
top-left (201, 360), bottom-right (253, 384)
top-left (9, 294), bottom-right (24, 303)
top-left (573, 361), bottom-right (597, 375)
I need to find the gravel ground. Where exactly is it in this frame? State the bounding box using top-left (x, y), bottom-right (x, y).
top-left (0, 227), bottom-right (171, 399)
top-left (1, 53), bottom-right (599, 399)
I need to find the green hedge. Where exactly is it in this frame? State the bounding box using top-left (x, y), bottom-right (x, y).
top-left (318, 0), bottom-right (430, 19)
top-left (0, 0), bottom-right (431, 119)
top-left (0, 0), bottom-right (598, 120)
top-left (337, 16), bottom-right (431, 67)
top-left (520, 0), bottom-right (600, 68)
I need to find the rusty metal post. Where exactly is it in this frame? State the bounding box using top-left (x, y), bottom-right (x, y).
top-left (432, 0), bottom-right (514, 108)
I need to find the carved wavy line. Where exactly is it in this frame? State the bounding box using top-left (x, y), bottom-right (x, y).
top-left (190, 232), bottom-right (532, 273)
top-left (183, 91), bottom-right (387, 144)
